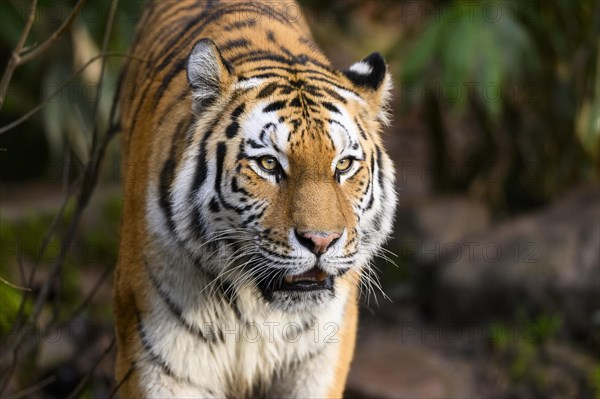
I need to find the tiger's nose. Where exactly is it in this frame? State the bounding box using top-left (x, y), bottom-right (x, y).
top-left (294, 230), bottom-right (341, 254)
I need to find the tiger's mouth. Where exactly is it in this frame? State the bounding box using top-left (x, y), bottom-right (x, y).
top-left (274, 267), bottom-right (333, 292)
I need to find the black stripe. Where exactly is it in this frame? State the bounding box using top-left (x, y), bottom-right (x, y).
top-left (225, 121), bottom-right (240, 139)
top-left (231, 176), bottom-right (252, 196)
top-left (376, 146), bottom-right (384, 189)
top-left (144, 260), bottom-right (213, 343)
top-left (133, 300), bottom-right (218, 396)
top-left (158, 118), bottom-right (192, 235)
top-left (260, 123), bottom-right (275, 142)
top-left (246, 139), bottom-right (266, 149)
top-left (144, 8), bottom-right (201, 59)
top-left (322, 102), bottom-right (341, 114)
top-left (193, 138), bottom-right (209, 190)
top-left (321, 87), bottom-right (349, 104)
top-left (159, 157), bottom-right (176, 231)
top-left (263, 101), bottom-right (287, 113)
top-left (245, 65), bottom-right (340, 85)
top-left (220, 38), bottom-right (251, 52)
top-left (134, 305), bottom-right (180, 379)
top-left (215, 142), bottom-right (249, 213)
top-left (230, 52), bottom-right (332, 71)
top-left (226, 103), bottom-right (246, 140)
top-left (372, 211), bottom-right (383, 232)
top-left (224, 19), bottom-right (257, 31)
top-left (154, 57), bottom-right (187, 106)
top-left (365, 153), bottom-right (375, 211)
top-left (257, 82), bottom-right (279, 99)
top-left (355, 117), bottom-right (368, 140)
top-left (209, 197), bottom-right (220, 213)
top-left (190, 97), bottom-right (242, 207)
top-left (289, 96), bottom-right (302, 108)
top-left (189, 205), bottom-right (214, 251)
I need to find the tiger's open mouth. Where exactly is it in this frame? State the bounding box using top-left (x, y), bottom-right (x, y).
top-left (274, 267), bottom-right (333, 292)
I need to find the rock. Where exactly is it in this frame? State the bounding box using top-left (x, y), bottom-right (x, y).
top-left (346, 320), bottom-right (482, 399)
top-left (393, 196), bottom-right (492, 260)
top-left (433, 185), bottom-right (600, 341)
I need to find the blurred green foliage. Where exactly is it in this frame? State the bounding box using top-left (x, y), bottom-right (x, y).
top-left (400, 0), bottom-right (599, 212)
top-left (489, 311), bottom-right (597, 397)
top-left (592, 364), bottom-right (600, 399)
top-left (402, 1), bottom-right (538, 118)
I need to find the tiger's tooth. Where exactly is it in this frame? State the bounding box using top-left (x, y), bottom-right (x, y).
top-left (285, 275), bottom-right (294, 284)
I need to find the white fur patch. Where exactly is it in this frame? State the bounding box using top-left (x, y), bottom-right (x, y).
top-left (349, 61), bottom-right (373, 75)
top-left (241, 101), bottom-right (291, 173)
top-left (234, 77), bottom-right (264, 91)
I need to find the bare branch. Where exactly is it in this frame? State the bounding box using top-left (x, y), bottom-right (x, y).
top-left (68, 264), bottom-right (113, 321)
top-left (0, 0), bottom-right (38, 111)
top-left (3, 376), bottom-right (57, 399)
top-left (18, 0), bottom-right (88, 65)
top-left (66, 337), bottom-right (116, 399)
top-left (109, 362), bottom-right (135, 399)
top-left (91, 0), bottom-right (120, 149)
top-left (0, 52), bottom-right (145, 135)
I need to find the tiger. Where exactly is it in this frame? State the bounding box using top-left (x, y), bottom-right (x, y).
top-left (113, 0), bottom-right (397, 397)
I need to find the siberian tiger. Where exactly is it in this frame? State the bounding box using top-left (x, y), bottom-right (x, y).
top-left (113, 0), bottom-right (397, 397)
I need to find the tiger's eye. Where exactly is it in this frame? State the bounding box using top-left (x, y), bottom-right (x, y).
top-left (336, 158), bottom-right (353, 172)
top-left (259, 156), bottom-right (278, 171)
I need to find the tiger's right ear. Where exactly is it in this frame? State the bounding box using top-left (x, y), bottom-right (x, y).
top-left (187, 39), bottom-right (234, 108)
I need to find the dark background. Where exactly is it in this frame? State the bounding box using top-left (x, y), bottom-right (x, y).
top-left (1, 1), bottom-right (598, 398)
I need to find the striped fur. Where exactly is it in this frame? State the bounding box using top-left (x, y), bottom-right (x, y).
top-left (114, 1), bottom-right (397, 397)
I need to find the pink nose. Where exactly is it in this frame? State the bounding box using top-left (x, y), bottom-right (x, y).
top-left (295, 231), bottom-right (341, 254)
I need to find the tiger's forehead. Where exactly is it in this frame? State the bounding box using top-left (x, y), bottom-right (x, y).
top-left (239, 84), bottom-right (364, 163)
top-left (239, 75), bottom-right (362, 136)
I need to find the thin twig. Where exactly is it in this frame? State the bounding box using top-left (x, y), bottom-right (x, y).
top-left (55, 9), bottom-right (122, 321)
top-left (91, 0), bottom-right (119, 150)
top-left (68, 264), bottom-right (113, 321)
top-left (0, 262), bottom-right (29, 394)
top-left (0, 52), bottom-right (145, 135)
top-left (18, 0), bottom-right (88, 65)
top-left (0, 0), bottom-right (37, 111)
top-left (65, 337), bottom-right (116, 399)
top-left (3, 375), bottom-right (57, 399)
top-left (38, 172), bottom-right (84, 259)
top-left (0, 118), bottom-right (123, 392)
top-left (52, 143), bottom-right (75, 318)
top-left (0, 275), bottom-right (31, 291)
top-left (0, 0), bottom-right (88, 111)
top-left (108, 362), bottom-right (135, 399)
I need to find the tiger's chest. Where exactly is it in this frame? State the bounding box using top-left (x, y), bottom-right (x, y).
top-left (137, 271), bottom-right (349, 397)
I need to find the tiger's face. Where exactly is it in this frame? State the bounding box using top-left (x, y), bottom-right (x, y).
top-left (163, 40), bottom-right (396, 311)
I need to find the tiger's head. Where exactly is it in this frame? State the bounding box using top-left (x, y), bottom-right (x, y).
top-left (163, 39), bottom-right (397, 312)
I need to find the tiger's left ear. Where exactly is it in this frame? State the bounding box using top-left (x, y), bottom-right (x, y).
top-left (343, 52), bottom-right (393, 126)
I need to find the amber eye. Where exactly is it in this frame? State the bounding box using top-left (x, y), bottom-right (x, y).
top-left (336, 157), bottom-right (353, 172)
top-left (258, 156), bottom-right (279, 172)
